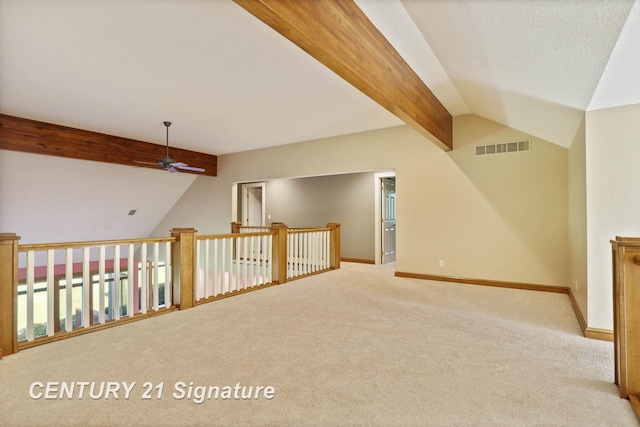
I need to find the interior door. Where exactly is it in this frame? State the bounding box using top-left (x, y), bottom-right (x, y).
top-left (242, 183), bottom-right (265, 226)
top-left (381, 177), bottom-right (396, 263)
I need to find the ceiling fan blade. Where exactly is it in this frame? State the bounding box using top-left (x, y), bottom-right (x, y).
top-left (175, 165), bottom-right (205, 173)
top-left (138, 122), bottom-right (203, 174)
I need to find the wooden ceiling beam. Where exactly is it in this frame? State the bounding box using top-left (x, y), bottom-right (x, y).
top-left (233, 0), bottom-right (453, 150)
top-left (0, 114), bottom-right (217, 177)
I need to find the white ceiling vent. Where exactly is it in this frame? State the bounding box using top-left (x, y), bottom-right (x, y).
top-left (475, 140), bottom-right (530, 156)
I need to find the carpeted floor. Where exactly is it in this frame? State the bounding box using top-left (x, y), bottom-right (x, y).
top-left (0, 262), bottom-right (637, 426)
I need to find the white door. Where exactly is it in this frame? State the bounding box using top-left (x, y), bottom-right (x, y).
top-left (242, 183), bottom-right (265, 226)
top-left (381, 177), bottom-right (396, 263)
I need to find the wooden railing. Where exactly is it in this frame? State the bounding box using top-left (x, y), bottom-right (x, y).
top-left (12, 236), bottom-right (175, 351)
top-left (231, 222), bottom-right (340, 280)
top-left (611, 236), bottom-right (640, 416)
top-left (0, 223), bottom-right (340, 358)
top-left (195, 231), bottom-right (274, 304)
top-left (286, 228), bottom-right (331, 279)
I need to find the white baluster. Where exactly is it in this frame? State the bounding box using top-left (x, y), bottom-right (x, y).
top-left (213, 239), bottom-right (219, 296)
top-left (267, 234), bottom-right (273, 284)
top-left (235, 237), bottom-right (241, 291)
top-left (153, 242), bottom-right (159, 311)
top-left (210, 239), bottom-right (220, 297)
top-left (249, 235), bottom-right (255, 287)
top-left (26, 250), bottom-right (35, 341)
top-left (140, 244), bottom-right (147, 314)
top-left (127, 244), bottom-right (134, 317)
top-left (98, 246), bottom-right (105, 324)
top-left (66, 248), bottom-right (74, 331)
top-left (243, 236), bottom-right (249, 289)
top-left (204, 239), bottom-right (210, 299)
top-left (304, 232), bottom-right (309, 275)
top-left (165, 241), bottom-right (172, 307)
top-left (311, 232), bottom-right (317, 273)
top-left (221, 238), bottom-right (228, 294)
top-left (230, 237), bottom-right (236, 292)
top-left (114, 245), bottom-right (121, 320)
top-left (47, 249), bottom-right (55, 336)
top-left (82, 247), bottom-right (90, 327)
top-left (195, 240), bottom-right (202, 301)
top-left (289, 233), bottom-right (295, 278)
top-left (325, 230), bottom-right (330, 269)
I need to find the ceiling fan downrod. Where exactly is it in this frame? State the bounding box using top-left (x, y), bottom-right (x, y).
top-left (164, 121), bottom-right (172, 158)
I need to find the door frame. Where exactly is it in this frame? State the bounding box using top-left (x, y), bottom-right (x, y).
top-left (374, 171), bottom-right (396, 265)
top-left (241, 182), bottom-right (266, 226)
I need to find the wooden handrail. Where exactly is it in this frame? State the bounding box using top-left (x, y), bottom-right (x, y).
top-left (197, 231), bottom-right (276, 240)
top-left (19, 236), bottom-right (175, 252)
top-left (287, 228), bottom-right (331, 233)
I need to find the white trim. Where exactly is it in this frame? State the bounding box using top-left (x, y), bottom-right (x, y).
top-left (231, 183), bottom-right (238, 224)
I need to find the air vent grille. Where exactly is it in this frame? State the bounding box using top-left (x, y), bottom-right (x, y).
top-left (475, 140), bottom-right (530, 156)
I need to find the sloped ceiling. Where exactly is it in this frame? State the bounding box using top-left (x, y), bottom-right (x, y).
top-left (588, 0), bottom-right (640, 110)
top-left (1, 0), bottom-right (639, 242)
top-left (0, 150), bottom-right (197, 243)
top-left (401, 0), bottom-right (636, 147)
top-left (0, 0), bottom-right (402, 155)
top-left (1, 0), bottom-right (638, 153)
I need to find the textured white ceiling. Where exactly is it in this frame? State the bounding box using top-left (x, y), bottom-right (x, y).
top-left (1, 0), bottom-right (639, 152)
top-left (0, 0), bottom-right (401, 155)
top-left (589, 0), bottom-right (640, 111)
top-left (401, 0), bottom-right (636, 147)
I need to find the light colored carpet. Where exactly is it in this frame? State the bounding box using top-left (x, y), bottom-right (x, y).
top-left (0, 262), bottom-right (637, 426)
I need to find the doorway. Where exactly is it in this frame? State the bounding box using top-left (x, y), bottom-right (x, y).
top-left (241, 182), bottom-right (266, 226)
top-left (381, 177), bottom-right (396, 264)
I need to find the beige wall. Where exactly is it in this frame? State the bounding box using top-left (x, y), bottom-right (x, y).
top-left (568, 115), bottom-right (588, 323)
top-left (586, 103), bottom-right (640, 329)
top-left (265, 173), bottom-right (376, 261)
top-left (151, 126), bottom-right (398, 237)
top-left (446, 115), bottom-right (568, 285)
top-left (153, 114), bottom-right (569, 287)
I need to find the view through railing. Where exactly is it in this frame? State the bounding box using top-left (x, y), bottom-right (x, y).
top-left (195, 231), bottom-right (274, 303)
top-left (16, 237), bottom-right (173, 345)
top-left (287, 228), bottom-right (331, 279)
top-left (0, 223), bottom-right (340, 358)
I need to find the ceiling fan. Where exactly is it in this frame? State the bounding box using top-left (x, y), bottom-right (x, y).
top-left (136, 121), bottom-right (205, 173)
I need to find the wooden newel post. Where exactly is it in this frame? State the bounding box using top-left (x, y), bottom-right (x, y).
top-left (0, 233), bottom-right (20, 359)
top-left (611, 236), bottom-right (640, 403)
top-left (327, 223), bottom-right (341, 269)
top-left (171, 228), bottom-right (197, 310)
top-left (271, 222), bottom-right (288, 284)
top-left (231, 222), bottom-right (241, 234)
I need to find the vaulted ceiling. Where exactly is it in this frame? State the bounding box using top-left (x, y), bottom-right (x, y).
top-left (2, 0), bottom-right (638, 156)
top-left (2, 0), bottom-right (640, 244)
